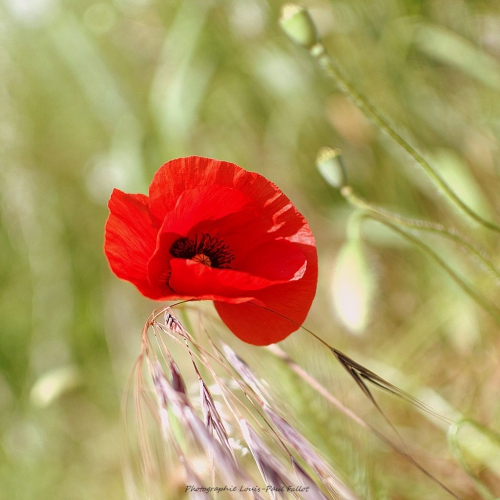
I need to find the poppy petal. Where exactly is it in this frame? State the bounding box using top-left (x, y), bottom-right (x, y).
top-left (149, 157), bottom-right (305, 240)
top-left (167, 258), bottom-right (303, 301)
top-left (232, 238), bottom-right (307, 281)
top-left (145, 185), bottom-right (259, 297)
top-left (158, 185), bottom-right (256, 235)
top-left (178, 209), bottom-right (308, 279)
top-left (104, 189), bottom-right (160, 298)
top-left (214, 241), bottom-right (318, 345)
top-left (148, 157), bottom-right (244, 223)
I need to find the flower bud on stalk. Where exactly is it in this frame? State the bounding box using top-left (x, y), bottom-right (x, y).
top-left (331, 239), bottom-right (376, 334)
top-left (279, 4), bottom-right (318, 50)
top-left (316, 147), bottom-right (347, 188)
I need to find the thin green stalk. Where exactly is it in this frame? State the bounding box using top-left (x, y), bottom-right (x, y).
top-left (341, 186), bottom-right (500, 280)
top-left (310, 42), bottom-right (500, 233)
top-left (448, 420), bottom-right (500, 500)
top-left (354, 212), bottom-right (500, 325)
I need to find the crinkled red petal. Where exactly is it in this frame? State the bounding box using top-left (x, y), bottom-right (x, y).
top-left (146, 183), bottom-right (307, 298)
top-left (232, 238), bottom-right (307, 281)
top-left (158, 185), bottom-right (256, 235)
top-left (214, 241), bottom-right (318, 345)
top-left (147, 234), bottom-right (307, 300)
top-left (169, 259), bottom-right (295, 296)
top-left (104, 189), bottom-right (161, 299)
top-left (149, 157), bottom-right (305, 242)
top-left (145, 185), bottom-right (255, 296)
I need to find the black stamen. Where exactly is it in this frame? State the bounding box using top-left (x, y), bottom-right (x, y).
top-left (170, 233), bottom-right (234, 269)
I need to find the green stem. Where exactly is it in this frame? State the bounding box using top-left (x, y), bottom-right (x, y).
top-left (341, 186), bottom-right (500, 280)
top-left (310, 42), bottom-right (500, 233)
top-left (448, 420), bottom-right (499, 500)
top-left (355, 212), bottom-right (500, 325)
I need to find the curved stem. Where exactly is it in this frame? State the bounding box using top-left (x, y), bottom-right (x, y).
top-left (310, 42), bottom-right (500, 233)
top-left (357, 213), bottom-right (500, 325)
top-left (341, 186), bottom-right (500, 280)
top-left (448, 420), bottom-right (499, 500)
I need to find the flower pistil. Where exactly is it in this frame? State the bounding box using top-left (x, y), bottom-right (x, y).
top-left (170, 233), bottom-right (234, 269)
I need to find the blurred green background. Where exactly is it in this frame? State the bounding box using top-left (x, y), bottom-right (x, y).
top-left (2, 0), bottom-right (500, 498)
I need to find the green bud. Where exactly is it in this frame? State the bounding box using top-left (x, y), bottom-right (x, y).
top-left (331, 240), bottom-right (376, 334)
top-left (316, 147), bottom-right (347, 188)
top-left (30, 366), bottom-right (83, 407)
top-left (279, 4), bottom-right (318, 50)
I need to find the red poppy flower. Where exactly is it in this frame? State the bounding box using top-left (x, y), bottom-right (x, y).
top-left (104, 156), bottom-right (317, 345)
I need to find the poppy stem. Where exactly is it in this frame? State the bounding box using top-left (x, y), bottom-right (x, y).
top-left (308, 41), bottom-right (500, 233)
top-left (340, 186), bottom-right (500, 281)
top-left (348, 210), bottom-right (500, 326)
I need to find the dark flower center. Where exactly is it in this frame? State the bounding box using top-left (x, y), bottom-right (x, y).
top-left (170, 233), bottom-right (234, 269)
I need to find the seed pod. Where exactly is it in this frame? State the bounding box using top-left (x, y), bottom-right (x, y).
top-left (279, 4), bottom-right (318, 50)
top-left (316, 147), bottom-right (347, 188)
top-left (331, 239), bottom-right (376, 334)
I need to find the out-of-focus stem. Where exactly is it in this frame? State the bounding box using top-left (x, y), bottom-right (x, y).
top-left (355, 212), bottom-right (500, 325)
top-left (310, 42), bottom-right (500, 233)
top-left (341, 186), bottom-right (500, 280)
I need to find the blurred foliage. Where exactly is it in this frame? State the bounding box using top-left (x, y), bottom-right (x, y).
top-left (2, 0), bottom-right (500, 498)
